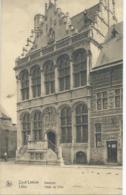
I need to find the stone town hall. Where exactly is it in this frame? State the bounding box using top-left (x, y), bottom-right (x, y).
top-left (15, 0), bottom-right (123, 165)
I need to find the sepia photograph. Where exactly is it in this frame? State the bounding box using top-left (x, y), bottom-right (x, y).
top-left (0, 0), bottom-right (123, 194)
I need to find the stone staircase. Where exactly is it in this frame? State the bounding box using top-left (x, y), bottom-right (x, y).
top-left (16, 138), bottom-right (64, 166)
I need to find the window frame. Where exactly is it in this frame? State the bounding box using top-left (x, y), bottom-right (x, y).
top-left (96, 91), bottom-right (108, 110)
top-left (33, 111), bottom-right (42, 141)
top-left (61, 106), bottom-right (72, 143)
top-left (20, 70), bottom-right (29, 100)
top-left (75, 103), bottom-right (88, 143)
top-left (73, 49), bottom-right (87, 88)
top-left (57, 54), bottom-right (70, 91)
top-left (31, 66), bottom-right (41, 98)
top-left (44, 61), bottom-right (55, 95)
top-left (115, 88), bottom-right (121, 108)
top-left (22, 113), bottom-right (30, 145)
top-left (95, 123), bottom-right (102, 147)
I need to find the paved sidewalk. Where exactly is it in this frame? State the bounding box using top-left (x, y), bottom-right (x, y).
top-left (0, 160), bottom-right (122, 169)
top-left (0, 162), bottom-right (122, 195)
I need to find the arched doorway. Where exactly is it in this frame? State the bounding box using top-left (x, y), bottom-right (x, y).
top-left (47, 131), bottom-right (56, 152)
top-left (76, 151), bottom-right (87, 164)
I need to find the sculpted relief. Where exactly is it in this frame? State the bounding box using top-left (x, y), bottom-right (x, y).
top-left (43, 107), bottom-right (57, 130)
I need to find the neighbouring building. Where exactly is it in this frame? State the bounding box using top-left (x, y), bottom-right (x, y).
top-left (0, 104), bottom-right (17, 159)
top-left (14, 0), bottom-right (123, 165)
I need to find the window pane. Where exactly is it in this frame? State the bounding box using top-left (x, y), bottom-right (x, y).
top-left (115, 89), bottom-right (121, 108)
top-left (61, 107), bottom-right (72, 143)
top-left (73, 49), bottom-right (87, 87)
top-left (95, 123), bottom-right (101, 147)
top-left (21, 70), bottom-right (29, 100)
top-left (44, 61), bottom-right (55, 95)
top-left (31, 67), bottom-right (41, 98)
top-left (58, 55), bottom-right (70, 91)
top-left (33, 112), bottom-right (42, 141)
top-left (76, 104), bottom-right (88, 143)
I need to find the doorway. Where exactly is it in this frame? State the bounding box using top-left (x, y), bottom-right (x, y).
top-left (107, 141), bottom-right (117, 163)
top-left (47, 132), bottom-right (56, 152)
top-left (76, 151), bottom-right (87, 164)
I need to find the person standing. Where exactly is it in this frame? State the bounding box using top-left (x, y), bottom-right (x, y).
top-left (3, 152), bottom-right (8, 161)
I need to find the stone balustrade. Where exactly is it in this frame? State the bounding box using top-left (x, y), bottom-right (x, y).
top-left (28, 141), bottom-right (48, 150)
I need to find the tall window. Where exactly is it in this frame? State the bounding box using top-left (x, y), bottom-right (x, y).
top-left (22, 113), bottom-right (30, 145)
top-left (96, 93), bottom-right (102, 110)
top-left (20, 70), bottom-right (29, 100)
top-left (44, 61), bottom-right (55, 95)
top-left (31, 66), bottom-right (41, 98)
top-left (61, 107), bottom-right (72, 143)
top-left (33, 111), bottom-right (42, 141)
top-left (96, 91), bottom-right (108, 110)
top-left (103, 92), bottom-right (108, 109)
top-left (115, 89), bottom-right (121, 108)
top-left (73, 49), bottom-right (87, 87)
top-left (76, 103), bottom-right (88, 143)
top-left (57, 54), bottom-right (70, 91)
top-left (95, 123), bottom-right (101, 147)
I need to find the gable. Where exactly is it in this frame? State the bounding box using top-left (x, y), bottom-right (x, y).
top-left (31, 2), bottom-right (76, 51)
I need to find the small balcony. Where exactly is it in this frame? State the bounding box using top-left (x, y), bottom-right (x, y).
top-left (28, 141), bottom-right (48, 151)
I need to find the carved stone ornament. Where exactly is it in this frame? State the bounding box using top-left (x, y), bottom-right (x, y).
top-left (48, 28), bottom-right (55, 44)
top-left (43, 107), bottom-right (57, 130)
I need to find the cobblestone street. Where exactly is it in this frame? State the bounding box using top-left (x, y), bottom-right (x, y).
top-left (0, 162), bottom-right (122, 195)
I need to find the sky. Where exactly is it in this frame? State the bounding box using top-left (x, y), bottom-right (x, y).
top-left (0, 0), bottom-right (123, 123)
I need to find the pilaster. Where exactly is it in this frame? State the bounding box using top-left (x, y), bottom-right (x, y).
top-left (87, 50), bottom-right (91, 86)
top-left (17, 113), bottom-right (23, 148)
top-left (70, 59), bottom-right (74, 90)
top-left (30, 115), bottom-right (34, 141)
top-left (41, 69), bottom-right (45, 96)
top-left (87, 100), bottom-right (91, 163)
top-left (54, 64), bottom-right (59, 93)
top-left (16, 77), bottom-right (21, 102)
top-left (71, 109), bottom-right (76, 164)
top-left (29, 74), bottom-right (32, 99)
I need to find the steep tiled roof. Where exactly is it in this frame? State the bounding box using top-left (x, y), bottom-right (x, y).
top-left (71, 3), bottom-right (100, 32)
top-left (0, 104), bottom-right (16, 131)
top-left (95, 22), bottom-right (123, 67)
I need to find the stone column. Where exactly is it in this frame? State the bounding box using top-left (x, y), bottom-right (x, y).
top-left (30, 115), bottom-right (34, 141)
top-left (16, 112), bottom-right (23, 159)
top-left (56, 111), bottom-right (61, 147)
top-left (41, 69), bottom-right (45, 96)
top-left (17, 113), bottom-right (23, 148)
top-left (86, 50), bottom-right (91, 86)
top-left (119, 119), bottom-right (123, 164)
top-left (87, 100), bottom-right (91, 164)
top-left (55, 65), bottom-right (59, 93)
top-left (71, 109), bottom-right (76, 164)
top-left (70, 59), bottom-right (74, 89)
top-left (16, 76), bottom-right (21, 102)
top-left (29, 74), bottom-right (32, 99)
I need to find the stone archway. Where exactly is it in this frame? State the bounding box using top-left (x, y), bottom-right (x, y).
top-left (76, 151), bottom-right (87, 164)
top-left (47, 131), bottom-right (56, 152)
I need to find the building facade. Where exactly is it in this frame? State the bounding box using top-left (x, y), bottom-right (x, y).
top-left (15, 0), bottom-right (123, 165)
top-left (0, 105), bottom-right (17, 159)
